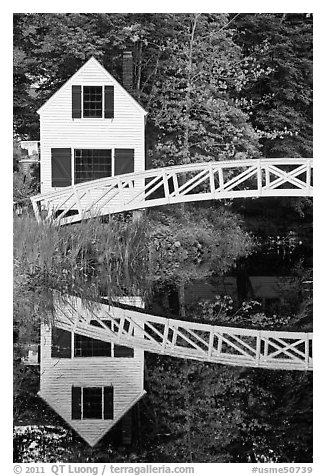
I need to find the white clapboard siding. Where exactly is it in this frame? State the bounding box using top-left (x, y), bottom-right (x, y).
top-left (39, 57), bottom-right (146, 194)
top-left (39, 323), bottom-right (145, 447)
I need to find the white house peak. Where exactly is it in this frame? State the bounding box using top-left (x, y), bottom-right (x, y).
top-left (37, 56), bottom-right (147, 116)
top-left (37, 55), bottom-right (147, 196)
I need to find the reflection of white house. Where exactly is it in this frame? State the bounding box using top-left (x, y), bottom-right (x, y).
top-left (249, 276), bottom-right (295, 310)
top-left (36, 54), bottom-right (147, 195)
top-left (249, 276), bottom-right (293, 299)
top-left (185, 277), bottom-right (238, 305)
top-left (38, 298), bottom-right (145, 447)
top-left (184, 276), bottom-right (294, 310)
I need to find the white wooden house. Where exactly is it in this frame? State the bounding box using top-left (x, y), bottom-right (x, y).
top-left (37, 55), bottom-right (147, 194)
top-left (34, 56), bottom-right (147, 446)
top-left (38, 298), bottom-right (145, 447)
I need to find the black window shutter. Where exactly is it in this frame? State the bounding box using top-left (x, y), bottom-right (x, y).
top-left (71, 386), bottom-right (82, 419)
top-left (51, 327), bottom-right (71, 358)
top-left (72, 85), bottom-right (82, 118)
top-left (103, 386), bottom-right (114, 419)
top-left (114, 149), bottom-right (134, 176)
top-left (51, 148), bottom-right (72, 187)
top-left (104, 85), bottom-right (114, 118)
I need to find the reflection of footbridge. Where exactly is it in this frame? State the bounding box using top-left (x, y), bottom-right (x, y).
top-left (56, 295), bottom-right (313, 371)
top-left (31, 158), bottom-right (313, 226)
top-left (31, 158), bottom-right (313, 371)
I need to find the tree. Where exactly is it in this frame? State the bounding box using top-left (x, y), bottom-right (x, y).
top-left (147, 205), bottom-right (254, 317)
top-left (144, 13), bottom-right (261, 167)
top-left (228, 13), bottom-right (313, 257)
top-left (13, 13), bottom-right (105, 137)
top-left (231, 13), bottom-right (313, 158)
top-left (142, 355), bottom-right (312, 462)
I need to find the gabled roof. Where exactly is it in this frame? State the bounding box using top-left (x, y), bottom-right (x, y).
top-left (37, 56), bottom-right (147, 116)
top-left (38, 388), bottom-right (146, 447)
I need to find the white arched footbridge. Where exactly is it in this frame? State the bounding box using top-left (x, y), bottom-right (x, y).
top-left (32, 158), bottom-right (313, 371)
top-left (31, 158), bottom-right (313, 225)
top-left (54, 295), bottom-right (313, 372)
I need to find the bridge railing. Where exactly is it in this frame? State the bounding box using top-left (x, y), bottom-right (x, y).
top-left (53, 295), bottom-right (313, 371)
top-left (31, 158), bottom-right (313, 225)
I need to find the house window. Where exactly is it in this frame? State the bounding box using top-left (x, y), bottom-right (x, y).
top-left (83, 387), bottom-right (103, 418)
top-left (74, 334), bottom-right (111, 357)
top-left (114, 343), bottom-right (134, 358)
top-left (114, 318), bottom-right (134, 358)
top-left (51, 328), bottom-right (71, 358)
top-left (83, 86), bottom-right (103, 118)
top-left (89, 319), bottom-right (134, 358)
top-left (51, 324), bottom-right (133, 359)
top-left (72, 386), bottom-right (114, 420)
top-left (72, 85), bottom-right (114, 119)
top-left (74, 149), bottom-right (112, 184)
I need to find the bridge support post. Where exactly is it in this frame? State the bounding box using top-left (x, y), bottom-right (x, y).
top-left (306, 159), bottom-right (312, 195)
top-left (257, 159), bottom-right (262, 196)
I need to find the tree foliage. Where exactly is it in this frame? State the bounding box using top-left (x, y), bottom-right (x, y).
top-left (232, 13), bottom-right (313, 158)
top-left (148, 206), bottom-right (254, 289)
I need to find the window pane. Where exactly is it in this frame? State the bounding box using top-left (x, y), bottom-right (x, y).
top-left (83, 86), bottom-right (102, 118)
top-left (112, 319), bottom-right (134, 357)
top-left (114, 344), bottom-right (134, 358)
top-left (83, 387), bottom-right (102, 419)
top-left (104, 386), bottom-right (114, 419)
top-left (74, 149), bottom-right (112, 184)
top-left (51, 328), bottom-right (71, 358)
top-left (74, 334), bottom-right (111, 357)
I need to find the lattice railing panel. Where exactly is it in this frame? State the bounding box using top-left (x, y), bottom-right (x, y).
top-left (31, 158), bottom-right (313, 225)
top-left (53, 296), bottom-right (313, 371)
